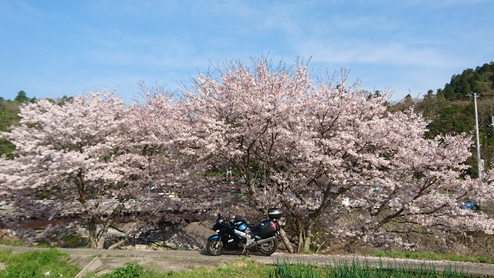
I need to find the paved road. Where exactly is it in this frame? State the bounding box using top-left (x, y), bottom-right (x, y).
top-left (1, 245), bottom-right (493, 277)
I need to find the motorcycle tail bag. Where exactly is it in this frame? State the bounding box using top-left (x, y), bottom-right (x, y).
top-left (259, 220), bottom-right (279, 238)
top-left (268, 208), bottom-right (282, 219)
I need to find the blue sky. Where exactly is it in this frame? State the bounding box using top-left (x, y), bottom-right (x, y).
top-left (1, 0), bottom-right (493, 103)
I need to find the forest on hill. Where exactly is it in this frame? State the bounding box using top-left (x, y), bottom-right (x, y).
top-left (2, 61), bottom-right (494, 177)
top-left (390, 61), bottom-right (494, 177)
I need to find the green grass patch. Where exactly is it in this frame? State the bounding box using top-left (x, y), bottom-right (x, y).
top-left (269, 260), bottom-right (471, 278)
top-left (89, 259), bottom-right (473, 278)
top-left (369, 250), bottom-right (494, 264)
top-left (106, 253), bottom-right (136, 258)
top-left (89, 258), bottom-right (270, 278)
top-left (0, 249), bottom-right (81, 278)
top-left (97, 261), bottom-right (145, 278)
top-left (161, 259), bottom-right (270, 278)
top-left (0, 240), bottom-right (25, 247)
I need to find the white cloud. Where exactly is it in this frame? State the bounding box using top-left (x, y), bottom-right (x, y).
top-left (295, 38), bottom-right (464, 69)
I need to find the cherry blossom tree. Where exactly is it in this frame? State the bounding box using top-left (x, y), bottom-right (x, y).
top-left (125, 85), bottom-right (184, 194)
top-left (128, 84), bottom-right (222, 205)
top-left (181, 58), bottom-right (494, 253)
top-left (104, 85), bottom-right (217, 247)
top-left (294, 87), bottom-right (494, 252)
top-left (0, 91), bottom-right (156, 248)
top-left (180, 59), bottom-right (329, 252)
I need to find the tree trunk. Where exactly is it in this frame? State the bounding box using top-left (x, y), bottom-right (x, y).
top-left (279, 228), bottom-right (294, 253)
top-left (293, 217), bottom-right (314, 253)
top-left (109, 237), bottom-right (129, 250)
top-left (296, 229), bottom-right (312, 253)
top-left (87, 217), bottom-right (108, 249)
top-left (303, 224), bottom-right (312, 252)
top-left (296, 220), bottom-right (306, 253)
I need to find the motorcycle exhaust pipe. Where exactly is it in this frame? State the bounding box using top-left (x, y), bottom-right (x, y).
top-left (246, 236), bottom-right (276, 248)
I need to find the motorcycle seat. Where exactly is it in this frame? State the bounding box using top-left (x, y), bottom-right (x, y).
top-left (247, 224), bottom-right (261, 234)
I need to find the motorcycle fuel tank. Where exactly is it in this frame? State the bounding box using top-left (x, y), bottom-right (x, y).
top-left (235, 221), bottom-right (248, 231)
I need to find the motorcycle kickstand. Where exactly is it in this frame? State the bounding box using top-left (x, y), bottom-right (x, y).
top-left (242, 246), bottom-right (250, 256)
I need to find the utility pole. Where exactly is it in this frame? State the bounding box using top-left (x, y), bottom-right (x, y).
top-left (474, 93), bottom-right (483, 178)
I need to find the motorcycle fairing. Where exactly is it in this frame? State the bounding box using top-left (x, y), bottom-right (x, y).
top-left (207, 234), bottom-right (221, 241)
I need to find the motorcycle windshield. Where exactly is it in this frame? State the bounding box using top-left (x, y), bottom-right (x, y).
top-left (235, 221), bottom-right (248, 231)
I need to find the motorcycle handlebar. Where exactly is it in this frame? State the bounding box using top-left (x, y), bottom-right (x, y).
top-left (217, 214), bottom-right (236, 227)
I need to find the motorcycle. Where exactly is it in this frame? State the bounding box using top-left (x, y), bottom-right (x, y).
top-left (205, 208), bottom-right (282, 256)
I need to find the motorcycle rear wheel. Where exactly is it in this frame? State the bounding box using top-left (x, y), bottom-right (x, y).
top-left (206, 239), bottom-right (225, 256)
top-left (257, 238), bottom-right (278, 255)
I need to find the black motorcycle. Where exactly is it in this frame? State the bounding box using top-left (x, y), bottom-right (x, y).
top-left (205, 208), bottom-right (282, 256)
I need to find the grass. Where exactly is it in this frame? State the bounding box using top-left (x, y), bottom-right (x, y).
top-left (0, 249), bottom-right (81, 278)
top-left (91, 259), bottom-right (471, 278)
top-left (162, 259), bottom-right (270, 278)
top-left (368, 249), bottom-right (494, 264)
top-left (83, 258), bottom-right (271, 278)
top-left (0, 248), bottom-right (483, 278)
top-left (106, 253), bottom-right (136, 258)
top-left (0, 240), bottom-right (24, 247)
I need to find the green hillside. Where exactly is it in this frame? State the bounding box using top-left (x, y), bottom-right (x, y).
top-left (442, 62), bottom-right (494, 100)
top-left (391, 61), bottom-right (494, 177)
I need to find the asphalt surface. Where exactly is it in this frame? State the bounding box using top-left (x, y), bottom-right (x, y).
top-left (1, 245), bottom-right (493, 277)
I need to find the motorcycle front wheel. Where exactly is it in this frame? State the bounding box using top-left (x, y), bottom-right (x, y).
top-left (206, 239), bottom-right (225, 256)
top-left (257, 238), bottom-right (278, 255)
